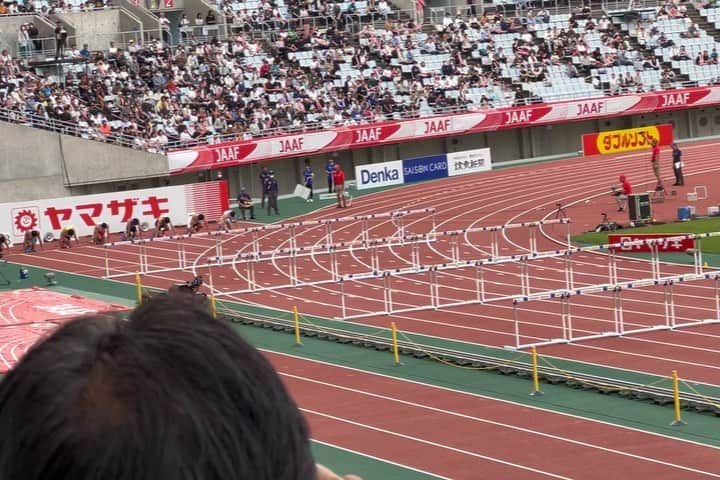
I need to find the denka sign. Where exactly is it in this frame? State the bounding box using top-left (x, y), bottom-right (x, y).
top-left (355, 160), bottom-right (404, 190)
top-left (447, 148), bottom-right (492, 177)
top-left (582, 124), bottom-right (674, 156)
top-left (0, 181), bottom-right (229, 244)
top-left (607, 233), bottom-right (695, 253)
top-left (354, 147), bottom-right (492, 191)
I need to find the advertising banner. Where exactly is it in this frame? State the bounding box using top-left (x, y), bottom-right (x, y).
top-left (607, 234), bottom-right (695, 253)
top-left (402, 155), bottom-right (449, 183)
top-left (167, 86), bottom-right (720, 175)
top-left (0, 181), bottom-right (229, 244)
top-left (447, 148), bottom-right (492, 177)
top-left (582, 124), bottom-right (674, 156)
top-left (355, 160), bottom-right (404, 190)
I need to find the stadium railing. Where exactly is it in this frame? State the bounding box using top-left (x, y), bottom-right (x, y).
top-left (17, 28), bottom-right (165, 58)
top-left (0, 108), bottom-right (143, 150)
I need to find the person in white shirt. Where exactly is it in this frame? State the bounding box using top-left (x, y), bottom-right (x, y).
top-left (377, 0), bottom-right (390, 15)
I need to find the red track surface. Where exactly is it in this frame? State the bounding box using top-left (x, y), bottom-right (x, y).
top-left (0, 288), bottom-right (127, 371)
top-left (271, 351), bottom-right (720, 479)
top-left (4, 141), bottom-right (720, 477)
top-left (8, 139), bottom-right (720, 384)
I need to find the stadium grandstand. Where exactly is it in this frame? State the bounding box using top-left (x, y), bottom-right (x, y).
top-left (0, 0), bottom-right (711, 153)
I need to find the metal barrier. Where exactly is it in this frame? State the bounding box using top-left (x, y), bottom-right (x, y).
top-left (511, 271), bottom-right (720, 350)
top-left (102, 208), bottom-right (437, 279)
top-left (212, 217), bottom-right (567, 296)
top-left (334, 230), bottom-right (720, 320)
top-left (18, 28), bottom-right (165, 59)
top-left (0, 108), bottom-right (142, 149)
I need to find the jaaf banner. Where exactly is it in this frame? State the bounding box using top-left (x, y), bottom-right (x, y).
top-left (166, 86), bottom-right (720, 175)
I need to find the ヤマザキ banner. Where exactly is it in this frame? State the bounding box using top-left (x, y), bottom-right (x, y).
top-left (0, 181), bottom-right (229, 244)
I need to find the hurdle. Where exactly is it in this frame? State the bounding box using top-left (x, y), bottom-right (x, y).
top-left (102, 229), bottom-right (225, 248)
top-left (101, 208), bottom-right (438, 279)
top-left (216, 233), bottom-right (438, 294)
top-left (102, 208), bottom-right (437, 250)
top-left (314, 208), bottom-right (436, 248)
top-left (103, 215), bottom-right (568, 280)
top-left (216, 210), bottom-right (573, 295)
top-left (335, 231), bottom-right (720, 321)
top-left (510, 272), bottom-right (720, 350)
top-left (434, 218), bottom-right (571, 260)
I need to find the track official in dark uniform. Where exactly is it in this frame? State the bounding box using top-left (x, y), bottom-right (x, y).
top-left (265, 170), bottom-right (279, 216)
top-left (259, 166), bottom-right (270, 208)
top-left (671, 143), bottom-right (684, 186)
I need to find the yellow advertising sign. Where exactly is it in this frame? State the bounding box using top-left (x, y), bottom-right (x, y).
top-left (582, 124), bottom-right (673, 156)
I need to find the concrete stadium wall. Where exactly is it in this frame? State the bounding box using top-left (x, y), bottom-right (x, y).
top-left (60, 135), bottom-right (168, 186)
top-left (58, 10), bottom-right (125, 50)
top-left (0, 15), bottom-right (55, 56)
top-left (0, 122), bottom-right (168, 203)
top-left (392, 0), bottom-right (416, 14)
top-left (0, 123), bottom-right (67, 201)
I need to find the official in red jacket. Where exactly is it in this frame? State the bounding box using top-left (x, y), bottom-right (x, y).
top-left (614, 175), bottom-right (632, 211)
top-left (650, 138), bottom-right (661, 183)
top-left (333, 164), bottom-right (347, 208)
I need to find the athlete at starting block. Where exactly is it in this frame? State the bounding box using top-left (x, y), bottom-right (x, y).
top-left (153, 216), bottom-right (175, 238)
top-left (23, 230), bottom-right (42, 253)
top-left (92, 223), bottom-right (110, 245)
top-left (218, 209), bottom-right (236, 232)
top-left (187, 213), bottom-right (206, 235)
top-left (59, 225), bottom-right (79, 249)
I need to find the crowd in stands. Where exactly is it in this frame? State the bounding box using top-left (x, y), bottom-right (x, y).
top-left (0, 0), bottom-right (711, 152)
top-left (0, 0), bottom-right (113, 15)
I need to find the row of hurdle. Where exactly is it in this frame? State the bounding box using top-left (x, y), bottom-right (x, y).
top-left (209, 218), bottom-right (572, 294)
top-left (329, 231), bottom-right (720, 320)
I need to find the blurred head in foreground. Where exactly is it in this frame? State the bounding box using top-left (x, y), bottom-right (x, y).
top-left (0, 295), bottom-right (315, 480)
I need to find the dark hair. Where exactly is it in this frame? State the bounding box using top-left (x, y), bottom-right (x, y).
top-left (229, 211), bottom-right (236, 217)
top-left (163, 216), bottom-right (170, 223)
top-left (100, 223), bottom-right (108, 229)
top-left (131, 218), bottom-right (139, 225)
top-left (0, 296), bottom-right (315, 480)
top-left (67, 228), bottom-right (75, 236)
top-left (197, 214), bottom-right (205, 221)
top-left (31, 230), bottom-right (39, 237)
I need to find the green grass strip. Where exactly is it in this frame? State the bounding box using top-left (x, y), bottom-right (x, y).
top-left (573, 217), bottom-right (720, 253)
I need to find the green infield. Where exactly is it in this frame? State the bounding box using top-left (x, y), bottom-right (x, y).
top-left (572, 217), bottom-right (720, 253)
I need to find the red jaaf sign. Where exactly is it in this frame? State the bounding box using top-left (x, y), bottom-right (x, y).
top-left (167, 86), bottom-right (720, 175)
top-left (608, 234), bottom-right (695, 253)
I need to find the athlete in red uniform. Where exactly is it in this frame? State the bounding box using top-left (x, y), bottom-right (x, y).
top-left (614, 175), bottom-right (632, 211)
top-left (650, 138), bottom-right (661, 183)
top-left (333, 164), bottom-right (347, 209)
